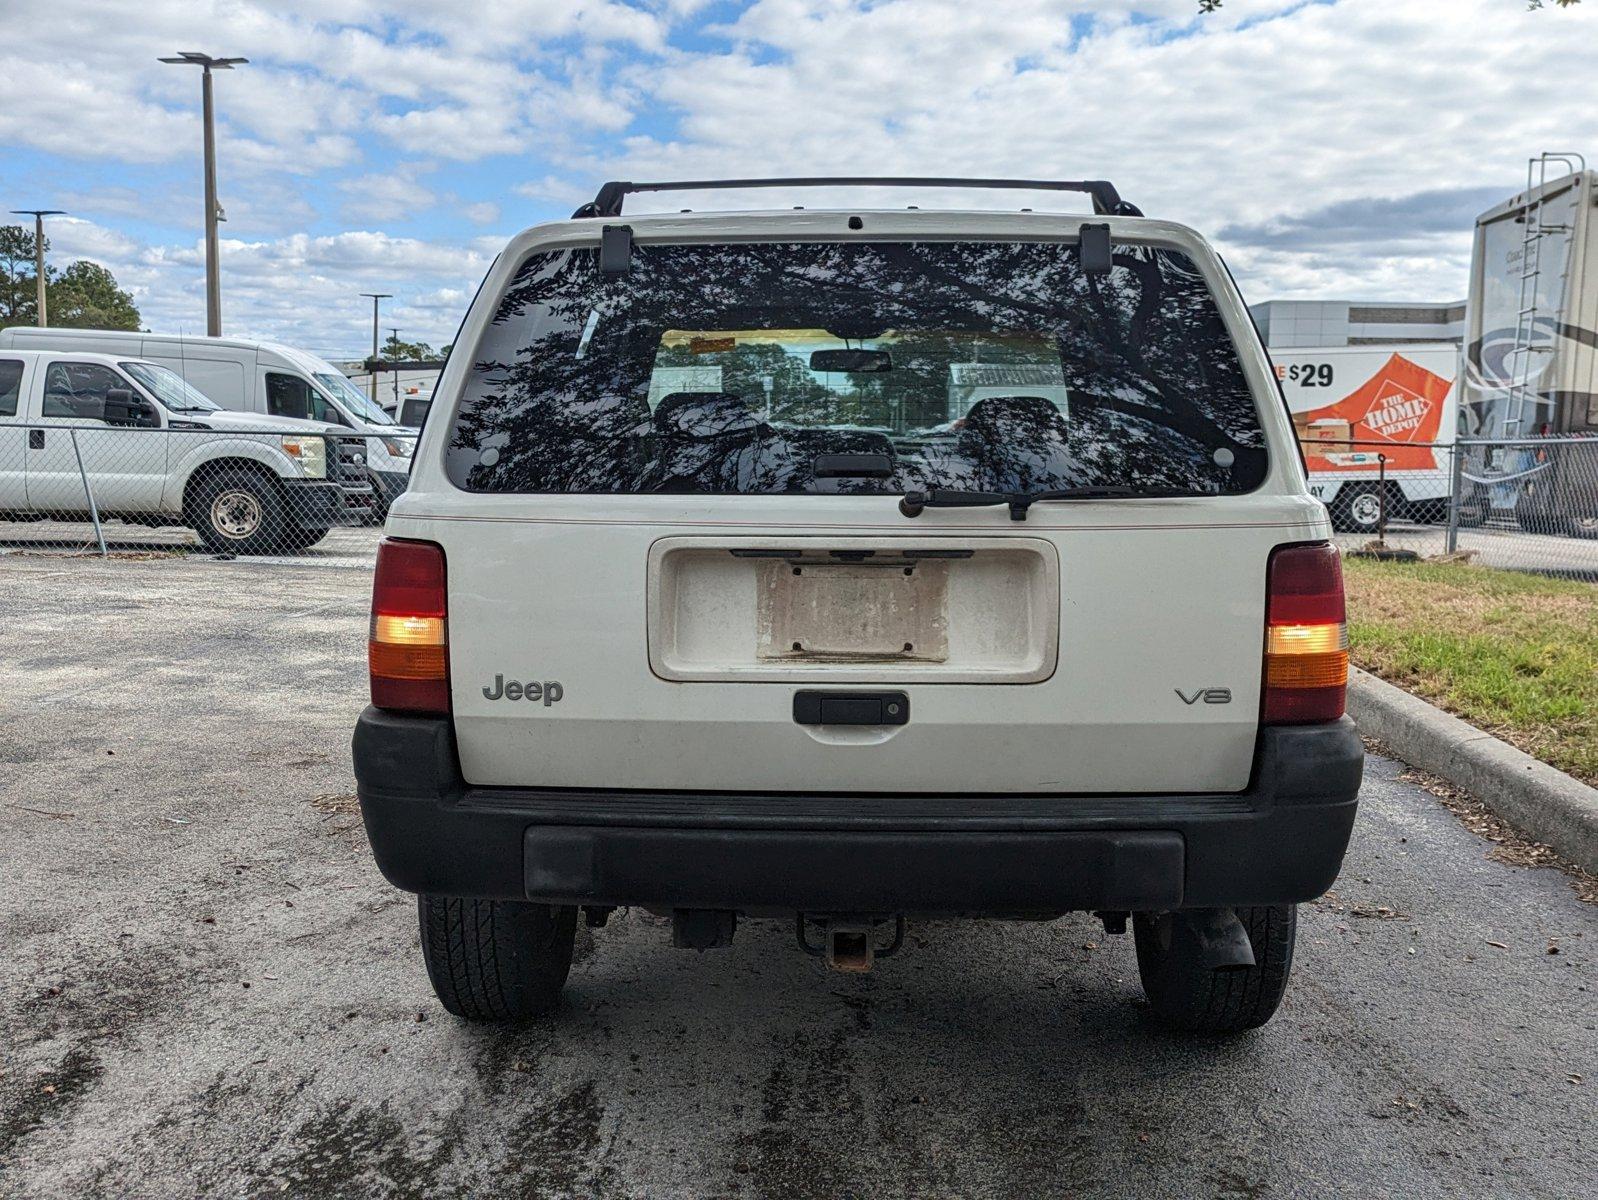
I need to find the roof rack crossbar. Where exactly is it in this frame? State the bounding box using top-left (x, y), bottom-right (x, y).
top-left (573, 177), bottom-right (1141, 219)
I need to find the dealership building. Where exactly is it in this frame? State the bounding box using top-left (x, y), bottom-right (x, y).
top-left (1248, 300), bottom-right (1466, 349)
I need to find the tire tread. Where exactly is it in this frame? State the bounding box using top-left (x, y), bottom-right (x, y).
top-left (419, 895), bottom-right (576, 1021)
top-left (1135, 904), bottom-right (1297, 1036)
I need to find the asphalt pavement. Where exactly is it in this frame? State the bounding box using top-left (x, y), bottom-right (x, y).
top-left (9, 509), bottom-right (1598, 580)
top-left (1, 555), bottom-right (1594, 1200)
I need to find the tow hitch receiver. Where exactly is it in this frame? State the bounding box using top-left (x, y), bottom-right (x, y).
top-left (797, 914), bottom-right (906, 973)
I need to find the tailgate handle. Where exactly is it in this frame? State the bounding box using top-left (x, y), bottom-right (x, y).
top-left (793, 691), bottom-right (909, 727)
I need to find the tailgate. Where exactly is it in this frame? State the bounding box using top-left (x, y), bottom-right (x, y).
top-left (435, 510), bottom-right (1301, 795)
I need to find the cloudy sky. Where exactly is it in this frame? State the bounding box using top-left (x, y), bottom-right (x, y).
top-left (0, 0), bottom-right (1591, 359)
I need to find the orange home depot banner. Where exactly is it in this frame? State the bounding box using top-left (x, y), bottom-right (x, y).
top-left (1291, 353), bottom-right (1452, 472)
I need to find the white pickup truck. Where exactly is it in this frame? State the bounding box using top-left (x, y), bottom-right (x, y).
top-left (0, 349), bottom-right (374, 553)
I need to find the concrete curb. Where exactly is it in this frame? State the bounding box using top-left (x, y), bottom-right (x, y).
top-left (1348, 667), bottom-right (1598, 875)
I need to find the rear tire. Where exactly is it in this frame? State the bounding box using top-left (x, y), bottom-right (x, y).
top-left (418, 895), bottom-right (578, 1021)
top-left (1134, 904), bottom-right (1297, 1035)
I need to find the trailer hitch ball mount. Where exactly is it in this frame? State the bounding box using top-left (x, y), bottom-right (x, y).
top-left (796, 913), bottom-right (906, 973)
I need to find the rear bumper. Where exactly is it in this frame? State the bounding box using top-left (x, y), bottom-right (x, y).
top-left (352, 708), bottom-right (1362, 914)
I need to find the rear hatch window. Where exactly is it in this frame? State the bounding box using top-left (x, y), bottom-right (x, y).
top-left (445, 239), bottom-right (1267, 495)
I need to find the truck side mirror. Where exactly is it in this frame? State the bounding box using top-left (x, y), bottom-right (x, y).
top-left (104, 387), bottom-right (159, 427)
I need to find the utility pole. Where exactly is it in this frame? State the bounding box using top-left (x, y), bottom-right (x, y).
top-left (10, 209), bottom-right (65, 326)
top-left (159, 52), bottom-right (247, 337)
top-left (361, 293), bottom-right (392, 404)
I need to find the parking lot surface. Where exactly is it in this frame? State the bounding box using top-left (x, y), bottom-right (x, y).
top-left (9, 511), bottom-right (1598, 581)
top-left (2, 556), bottom-right (1595, 1200)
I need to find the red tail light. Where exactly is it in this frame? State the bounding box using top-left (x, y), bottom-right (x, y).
top-left (369, 538), bottom-right (449, 714)
top-left (1263, 542), bottom-right (1347, 725)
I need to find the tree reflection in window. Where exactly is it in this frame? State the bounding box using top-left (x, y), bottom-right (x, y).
top-left (447, 240), bottom-right (1267, 496)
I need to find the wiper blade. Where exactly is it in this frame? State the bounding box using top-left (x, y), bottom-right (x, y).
top-left (899, 485), bottom-right (1161, 521)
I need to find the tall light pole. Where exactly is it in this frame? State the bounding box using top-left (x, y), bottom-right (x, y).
top-left (389, 328), bottom-right (402, 410)
top-left (159, 51), bottom-right (247, 337)
top-left (360, 293), bottom-right (392, 404)
top-left (9, 209), bottom-right (65, 326)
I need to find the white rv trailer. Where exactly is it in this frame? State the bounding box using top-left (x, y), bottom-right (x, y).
top-left (1460, 157), bottom-right (1598, 536)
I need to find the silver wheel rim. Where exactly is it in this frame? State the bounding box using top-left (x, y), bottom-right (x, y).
top-left (1350, 493), bottom-right (1382, 527)
top-left (210, 489), bottom-right (263, 539)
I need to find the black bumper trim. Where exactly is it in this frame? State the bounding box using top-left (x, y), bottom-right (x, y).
top-left (280, 480), bottom-right (342, 529)
top-left (352, 708), bottom-right (1362, 913)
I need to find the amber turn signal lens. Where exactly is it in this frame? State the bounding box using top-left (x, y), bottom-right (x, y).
top-left (1263, 544), bottom-right (1348, 725)
top-left (370, 539), bottom-right (449, 714)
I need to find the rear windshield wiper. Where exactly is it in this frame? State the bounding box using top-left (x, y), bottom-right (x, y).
top-left (899, 485), bottom-right (1170, 521)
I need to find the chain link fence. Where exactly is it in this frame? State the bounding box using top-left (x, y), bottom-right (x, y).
top-left (3, 425), bottom-right (1595, 580)
top-left (0, 425), bottom-right (415, 562)
top-left (1316, 436), bottom-right (1598, 580)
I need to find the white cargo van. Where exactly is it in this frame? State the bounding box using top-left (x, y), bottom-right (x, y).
top-left (353, 177), bottom-right (1362, 1036)
top-left (0, 329), bottom-right (416, 516)
top-left (1274, 344), bottom-right (1460, 532)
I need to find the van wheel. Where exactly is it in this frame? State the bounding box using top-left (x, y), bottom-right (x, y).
top-left (1134, 905), bottom-right (1296, 1035)
top-left (1566, 515), bottom-right (1598, 540)
top-left (1330, 485), bottom-right (1388, 534)
top-left (419, 895), bottom-right (577, 1021)
top-left (188, 468), bottom-right (287, 555)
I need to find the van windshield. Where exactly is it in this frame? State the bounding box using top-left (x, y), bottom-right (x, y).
top-left (121, 361), bottom-right (221, 412)
top-left (314, 372), bottom-right (396, 425)
top-left (445, 239), bottom-right (1267, 496)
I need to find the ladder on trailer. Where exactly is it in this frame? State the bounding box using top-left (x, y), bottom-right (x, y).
top-left (1503, 152), bottom-right (1585, 438)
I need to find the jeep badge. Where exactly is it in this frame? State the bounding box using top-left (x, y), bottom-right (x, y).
top-left (482, 674), bottom-right (564, 705)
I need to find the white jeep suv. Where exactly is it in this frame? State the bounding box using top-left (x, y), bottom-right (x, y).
top-left (353, 178), bottom-right (1362, 1035)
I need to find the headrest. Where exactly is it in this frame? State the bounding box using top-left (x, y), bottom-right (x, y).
top-left (961, 394), bottom-right (1069, 440)
top-left (652, 391), bottom-right (760, 437)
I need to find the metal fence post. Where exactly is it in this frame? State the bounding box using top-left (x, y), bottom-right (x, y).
top-left (68, 428), bottom-right (109, 558)
top-left (1445, 441), bottom-right (1465, 555)
top-left (1376, 453), bottom-right (1388, 542)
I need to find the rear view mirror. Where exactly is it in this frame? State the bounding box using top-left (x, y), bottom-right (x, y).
top-left (810, 348), bottom-right (892, 373)
top-left (104, 387), bottom-right (158, 427)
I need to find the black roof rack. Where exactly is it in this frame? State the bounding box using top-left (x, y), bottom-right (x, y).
top-left (572, 177), bottom-right (1142, 219)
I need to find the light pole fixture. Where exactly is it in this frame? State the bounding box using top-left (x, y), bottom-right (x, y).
top-left (10, 209), bottom-right (66, 326)
top-left (361, 293), bottom-right (392, 403)
top-left (159, 51), bottom-right (247, 337)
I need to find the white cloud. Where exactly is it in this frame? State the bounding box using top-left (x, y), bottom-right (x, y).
top-left (3, 0), bottom-right (1595, 352)
top-left (338, 163), bottom-right (439, 223)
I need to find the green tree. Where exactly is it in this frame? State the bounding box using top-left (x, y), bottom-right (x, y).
top-left (382, 333), bottom-right (440, 361)
top-left (46, 261), bottom-right (141, 330)
top-left (0, 224), bottom-right (141, 330)
top-left (0, 224), bottom-right (44, 325)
